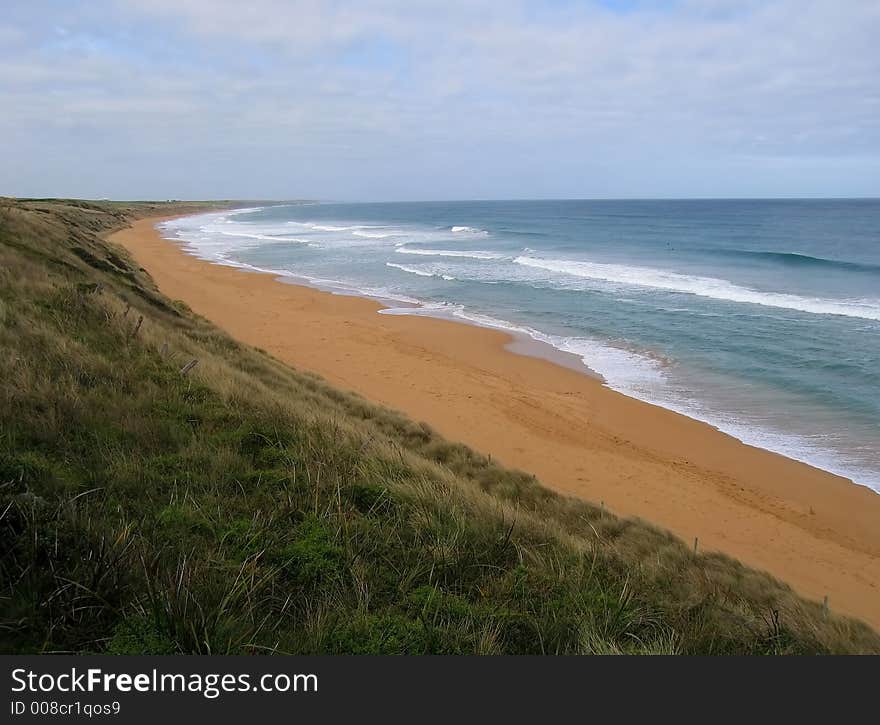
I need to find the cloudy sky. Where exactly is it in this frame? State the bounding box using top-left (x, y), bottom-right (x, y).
top-left (2, 0), bottom-right (878, 200)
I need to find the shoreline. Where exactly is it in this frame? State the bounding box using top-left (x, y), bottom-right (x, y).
top-left (111, 215), bottom-right (880, 628)
top-left (378, 302), bottom-right (606, 379)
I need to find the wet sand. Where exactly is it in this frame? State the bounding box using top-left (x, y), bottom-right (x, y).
top-left (110, 217), bottom-right (880, 628)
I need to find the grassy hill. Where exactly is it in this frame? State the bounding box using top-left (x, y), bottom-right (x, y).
top-left (1, 197), bottom-right (877, 654)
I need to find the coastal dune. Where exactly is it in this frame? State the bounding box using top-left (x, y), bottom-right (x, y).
top-left (111, 217), bottom-right (880, 629)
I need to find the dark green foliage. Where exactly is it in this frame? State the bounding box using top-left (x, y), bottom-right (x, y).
top-left (273, 516), bottom-right (345, 586)
top-left (108, 618), bottom-right (178, 655)
top-left (1, 198), bottom-right (878, 655)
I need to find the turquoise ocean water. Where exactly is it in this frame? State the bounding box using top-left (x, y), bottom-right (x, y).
top-left (159, 200), bottom-right (880, 490)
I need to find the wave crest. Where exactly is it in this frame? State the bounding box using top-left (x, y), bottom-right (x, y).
top-left (397, 246), bottom-right (504, 260)
top-left (514, 256), bottom-right (880, 321)
top-left (451, 225), bottom-right (488, 236)
top-left (386, 262), bottom-right (455, 280)
top-left (715, 249), bottom-right (880, 273)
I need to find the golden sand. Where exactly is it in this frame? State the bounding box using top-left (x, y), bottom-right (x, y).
top-left (111, 217), bottom-right (880, 628)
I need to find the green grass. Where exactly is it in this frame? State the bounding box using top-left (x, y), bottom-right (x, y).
top-left (1, 197), bottom-right (878, 654)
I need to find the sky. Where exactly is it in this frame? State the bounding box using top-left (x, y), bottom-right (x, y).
top-left (1, 0), bottom-right (878, 201)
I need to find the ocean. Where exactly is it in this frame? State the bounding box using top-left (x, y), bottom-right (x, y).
top-left (159, 199), bottom-right (880, 491)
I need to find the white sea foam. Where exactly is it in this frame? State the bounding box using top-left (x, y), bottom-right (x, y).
top-left (218, 231), bottom-right (311, 244)
top-left (385, 262), bottom-right (455, 280)
top-left (353, 230), bottom-right (394, 239)
top-left (387, 262), bottom-right (433, 277)
top-left (283, 222), bottom-right (392, 234)
top-left (396, 246), bottom-right (505, 260)
top-left (385, 262), bottom-right (455, 282)
top-left (515, 256), bottom-right (880, 321)
top-left (451, 225), bottom-right (488, 235)
top-left (304, 223), bottom-right (359, 232)
top-left (158, 207), bottom-right (264, 232)
top-left (198, 256), bottom-right (424, 306)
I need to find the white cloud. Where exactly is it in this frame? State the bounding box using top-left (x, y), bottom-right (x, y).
top-left (1, 0), bottom-right (878, 199)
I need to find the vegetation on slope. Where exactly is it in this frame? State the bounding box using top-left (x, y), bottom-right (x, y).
top-left (1, 198), bottom-right (877, 655)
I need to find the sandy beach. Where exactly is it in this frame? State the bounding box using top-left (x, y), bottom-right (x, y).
top-left (110, 216), bottom-right (880, 629)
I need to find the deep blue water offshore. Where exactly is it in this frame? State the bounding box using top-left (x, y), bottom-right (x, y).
top-left (160, 200), bottom-right (880, 490)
